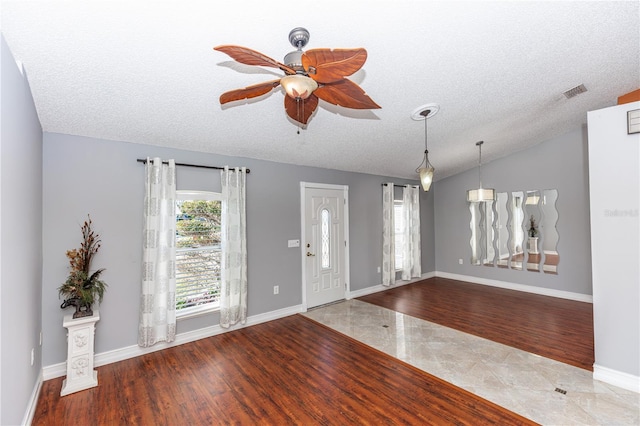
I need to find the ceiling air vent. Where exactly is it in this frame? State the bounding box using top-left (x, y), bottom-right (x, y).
top-left (563, 84), bottom-right (587, 99)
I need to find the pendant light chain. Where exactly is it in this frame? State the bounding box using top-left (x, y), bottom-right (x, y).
top-left (477, 141), bottom-right (483, 189)
top-left (415, 109), bottom-right (431, 173)
top-left (424, 111), bottom-right (429, 157)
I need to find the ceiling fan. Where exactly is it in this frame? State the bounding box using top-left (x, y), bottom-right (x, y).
top-left (214, 27), bottom-right (380, 128)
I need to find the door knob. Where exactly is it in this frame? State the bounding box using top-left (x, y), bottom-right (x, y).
top-left (306, 252), bottom-right (315, 257)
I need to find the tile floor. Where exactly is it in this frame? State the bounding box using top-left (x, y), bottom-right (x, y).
top-left (303, 299), bottom-right (640, 425)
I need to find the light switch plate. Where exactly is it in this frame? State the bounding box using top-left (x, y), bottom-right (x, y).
top-left (288, 239), bottom-right (300, 248)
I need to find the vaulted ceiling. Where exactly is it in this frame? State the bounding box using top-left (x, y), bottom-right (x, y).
top-left (2, 1), bottom-right (638, 180)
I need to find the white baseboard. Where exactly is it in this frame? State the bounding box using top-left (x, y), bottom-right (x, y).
top-left (22, 371), bottom-right (43, 426)
top-left (347, 272), bottom-right (435, 299)
top-left (593, 364), bottom-right (640, 393)
top-left (43, 304), bottom-right (304, 381)
top-left (435, 271), bottom-right (593, 303)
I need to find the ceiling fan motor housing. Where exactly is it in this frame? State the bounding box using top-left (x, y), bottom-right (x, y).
top-left (285, 28), bottom-right (310, 73)
top-left (284, 50), bottom-right (304, 73)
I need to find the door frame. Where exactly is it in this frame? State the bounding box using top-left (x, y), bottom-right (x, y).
top-left (300, 182), bottom-right (350, 311)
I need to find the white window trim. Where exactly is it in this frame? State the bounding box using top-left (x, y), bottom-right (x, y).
top-left (177, 190), bottom-right (222, 202)
top-left (176, 303), bottom-right (220, 320)
top-left (175, 190), bottom-right (222, 320)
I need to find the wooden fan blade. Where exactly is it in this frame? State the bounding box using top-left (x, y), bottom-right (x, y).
top-left (314, 79), bottom-right (381, 110)
top-left (214, 45), bottom-right (296, 75)
top-left (284, 94), bottom-right (319, 125)
top-left (219, 79), bottom-right (281, 104)
top-left (302, 48), bottom-right (368, 83)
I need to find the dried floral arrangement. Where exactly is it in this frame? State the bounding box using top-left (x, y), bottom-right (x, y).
top-left (58, 215), bottom-right (107, 318)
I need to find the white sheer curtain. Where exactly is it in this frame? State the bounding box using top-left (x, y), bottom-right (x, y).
top-left (382, 182), bottom-right (395, 286)
top-left (220, 166), bottom-right (248, 328)
top-left (401, 185), bottom-right (422, 280)
top-left (139, 157), bottom-right (177, 348)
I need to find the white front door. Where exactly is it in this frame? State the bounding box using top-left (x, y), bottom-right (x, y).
top-left (301, 183), bottom-right (349, 309)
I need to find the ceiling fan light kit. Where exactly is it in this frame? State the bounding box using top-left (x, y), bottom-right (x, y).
top-left (280, 75), bottom-right (317, 100)
top-left (467, 140), bottom-right (496, 202)
top-left (412, 104), bottom-right (439, 192)
top-left (214, 27), bottom-right (380, 128)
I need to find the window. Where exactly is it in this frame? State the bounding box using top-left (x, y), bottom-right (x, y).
top-left (394, 200), bottom-right (404, 270)
top-left (175, 190), bottom-right (222, 317)
top-left (321, 208), bottom-right (331, 269)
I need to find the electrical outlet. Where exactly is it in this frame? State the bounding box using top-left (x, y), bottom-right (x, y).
top-left (40, 331), bottom-right (42, 346)
top-left (377, 266), bottom-right (381, 273)
top-left (30, 348), bottom-right (34, 366)
top-left (273, 285), bottom-right (279, 295)
top-left (459, 258), bottom-right (463, 265)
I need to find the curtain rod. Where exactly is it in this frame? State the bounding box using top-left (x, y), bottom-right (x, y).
top-left (381, 183), bottom-right (419, 188)
top-left (136, 159), bottom-right (250, 173)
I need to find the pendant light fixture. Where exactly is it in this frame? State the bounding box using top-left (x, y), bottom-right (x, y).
top-left (411, 104), bottom-right (439, 191)
top-left (466, 141), bottom-right (495, 202)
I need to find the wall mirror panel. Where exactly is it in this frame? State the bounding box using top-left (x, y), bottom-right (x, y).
top-left (469, 202), bottom-right (481, 266)
top-left (486, 202), bottom-right (496, 266)
top-left (469, 202), bottom-right (495, 266)
top-left (541, 189), bottom-right (559, 274)
top-left (509, 191), bottom-right (525, 270)
top-left (494, 192), bottom-right (509, 268)
top-left (525, 190), bottom-right (542, 272)
top-left (469, 189), bottom-right (559, 274)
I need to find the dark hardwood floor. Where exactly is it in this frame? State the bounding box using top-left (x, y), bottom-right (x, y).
top-left (33, 313), bottom-right (536, 425)
top-left (358, 277), bottom-right (594, 371)
top-left (34, 276), bottom-right (590, 425)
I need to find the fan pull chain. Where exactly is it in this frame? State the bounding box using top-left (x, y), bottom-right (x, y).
top-left (300, 99), bottom-right (304, 134)
top-left (296, 97), bottom-right (304, 135)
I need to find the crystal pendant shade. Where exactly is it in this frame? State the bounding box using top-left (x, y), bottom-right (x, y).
top-left (418, 165), bottom-right (434, 191)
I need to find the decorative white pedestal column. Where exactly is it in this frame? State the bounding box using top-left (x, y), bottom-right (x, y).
top-left (61, 310), bottom-right (99, 396)
top-left (528, 237), bottom-right (539, 254)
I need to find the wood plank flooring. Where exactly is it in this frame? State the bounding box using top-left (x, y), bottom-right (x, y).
top-left (33, 314), bottom-right (536, 425)
top-left (358, 277), bottom-right (594, 371)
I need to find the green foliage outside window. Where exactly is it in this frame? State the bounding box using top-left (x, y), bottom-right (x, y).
top-left (176, 200), bottom-right (221, 247)
top-left (175, 198), bottom-right (222, 311)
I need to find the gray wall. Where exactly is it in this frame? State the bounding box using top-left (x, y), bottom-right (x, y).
top-left (1, 35), bottom-right (43, 425)
top-left (42, 133), bottom-right (435, 366)
top-left (434, 126), bottom-right (592, 296)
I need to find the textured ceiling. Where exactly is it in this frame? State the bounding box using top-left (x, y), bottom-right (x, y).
top-left (2, 1), bottom-right (639, 180)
